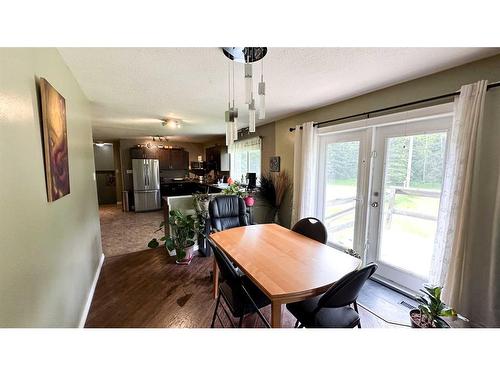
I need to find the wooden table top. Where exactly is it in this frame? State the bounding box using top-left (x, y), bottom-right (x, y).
top-left (209, 224), bottom-right (361, 303)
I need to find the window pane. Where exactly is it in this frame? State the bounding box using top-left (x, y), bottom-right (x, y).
top-left (230, 150), bottom-right (261, 182)
top-left (378, 132), bottom-right (446, 277)
top-left (324, 141), bottom-right (360, 249)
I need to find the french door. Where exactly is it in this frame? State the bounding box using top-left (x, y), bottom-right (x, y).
top-left (366, 118), bottom-right (450, 291)
top-left (316, 108), bottom-right (452, 293)
top-left (317, 129), bottom-right (371, 253)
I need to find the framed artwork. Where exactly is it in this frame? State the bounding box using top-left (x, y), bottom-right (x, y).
top-left (269, 156), bottom-right (281, 172)
top-left (39, 78), bottom-right (70, 202)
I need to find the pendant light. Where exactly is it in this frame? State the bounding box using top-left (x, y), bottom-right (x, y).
top-left (258, 60), bottom-right (266, 120)
top-left (221, 48), bottom-right (267, 137)
top-left (225, 60), bottom-right (234, 146)
top-left (248, 94), bottom-right (256, 132)
top-left (244, 63), bottom-right (253, 104)
top-left (231, 60), bottom-right (238, 141)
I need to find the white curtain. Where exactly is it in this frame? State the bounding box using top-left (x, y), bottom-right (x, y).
top-left (429, 81), bottom-right (488, 309)
top-left (292, 121), bottom-right (317, 225)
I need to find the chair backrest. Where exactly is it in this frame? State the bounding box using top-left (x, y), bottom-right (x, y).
top-left (208, 237), bottom-right (241, 290)
top-left (318, 263), bottom-right (378, 309)
top-left (291, 217), bottom-right (328, 244)
top-left (209, 195), bottom-right (248, 232)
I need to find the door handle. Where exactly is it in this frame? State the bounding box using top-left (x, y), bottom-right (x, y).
top-left (371, 202), bottom-right (379, 208)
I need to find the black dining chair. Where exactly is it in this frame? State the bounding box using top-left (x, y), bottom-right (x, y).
top-left (286, 263), bottom-right (378, 328)
top-left (292, 217), bottom-right (328, 244)
top-left (208, 238), bottom-right (271, 328)
top-left (209, 195), bottom-right (249, 232)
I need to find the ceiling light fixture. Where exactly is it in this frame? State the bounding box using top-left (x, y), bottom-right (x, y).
top-left (222, 47), bottom-right (267, 142)
top-left (162, 119), bottom-right (182, 129)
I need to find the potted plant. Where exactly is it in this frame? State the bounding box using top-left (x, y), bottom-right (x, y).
top-left (243, 194), bottom-right (255, 207)
top-left (222, 181), bottom-right (247, 199)
top-left (148, 209), bottom-right (201, 265)
top-left (193, 192), bottom-right (211, 215)
top-left (410, 285), bottom-right (457, 328)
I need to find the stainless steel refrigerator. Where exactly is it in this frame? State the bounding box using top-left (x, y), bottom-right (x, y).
top-left (132, 159), bottom-right (161, 212)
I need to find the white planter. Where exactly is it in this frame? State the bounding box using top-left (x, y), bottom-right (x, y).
top-left (175, 243), bottom-right (195, 265)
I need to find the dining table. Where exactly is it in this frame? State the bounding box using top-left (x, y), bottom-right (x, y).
top-left (209, 223), bottom-right (362, 328)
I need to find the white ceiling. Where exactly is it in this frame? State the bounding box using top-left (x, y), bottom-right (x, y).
top-left (58, 48), bottom-right (499, 142)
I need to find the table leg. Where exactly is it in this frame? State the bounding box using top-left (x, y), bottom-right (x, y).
top-left (213, 258), bottom-right (219, 299)
top-left (271, 301), bottom-right (283, 328)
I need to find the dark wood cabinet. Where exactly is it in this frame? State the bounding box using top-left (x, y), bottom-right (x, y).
top-left (205, 145), bottom-right (228, 172)
top-left (130, 147), bottom-right (158, 159)
top-left (158, 149), bottom-right (170, 169)
top-left (170, 149), bottom-right (188, 170)
top-left (157, 148), bottom-right (189, 170)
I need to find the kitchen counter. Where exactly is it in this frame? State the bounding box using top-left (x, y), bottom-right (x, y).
top-left (160, 180), bottom-right (224, 197)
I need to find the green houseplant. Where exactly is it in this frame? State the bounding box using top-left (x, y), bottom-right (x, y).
top-left (410, 285), bottom-right (457, 328)
top-left (222, 181), bottom-right (247, 198)
top-left (148, 209), bottom-right (201, 265)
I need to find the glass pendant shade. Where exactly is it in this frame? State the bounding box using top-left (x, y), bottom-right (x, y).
top-left (258, 81), bottom-right (266, 120)
top-left (225, 109), bottom-right (234, 146)
top-left (244, 63), bottom-right (253, 104)
top-left (248, 98), bottom-right (256, 132)
top-left (232, 107), bottom-right (239, 141)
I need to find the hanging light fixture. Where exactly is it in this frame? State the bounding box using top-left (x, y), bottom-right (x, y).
top-left (244, 63), bottom-right (253, 104)
top-left (231, 60), bottom-right (238, 142)
top-left (248, 95), bottom-right (256, 132)
top-left (258, 60), bottom-right (266, 120)
top-left (222, 47), bottom-right (267, 135)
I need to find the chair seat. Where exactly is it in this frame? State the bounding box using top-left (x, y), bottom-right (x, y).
top-left (286, 295), bottom-right (359, 328)
top-left (219, 275), bottom-right (271, 318)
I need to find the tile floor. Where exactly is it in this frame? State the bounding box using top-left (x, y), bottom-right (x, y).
top-left (99, 204), bottom-right (163, 257)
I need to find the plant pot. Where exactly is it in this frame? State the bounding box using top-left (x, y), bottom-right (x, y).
top-left (175, 243), bottom-right (195, 265)
top-left (244, 196), bottom-right (255, 207)
top-left (409, 309), bottom-right (450, 328)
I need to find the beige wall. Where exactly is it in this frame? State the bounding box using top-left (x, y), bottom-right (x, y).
top-left (93, 143), bottom-right (114, 171)
top-left (275, 54), bottom-right (500, 228)
top-left (0, 48), bottom-right (102, 327)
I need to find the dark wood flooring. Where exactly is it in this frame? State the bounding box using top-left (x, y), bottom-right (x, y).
top-left (85, 248), bottom-right (401, 328)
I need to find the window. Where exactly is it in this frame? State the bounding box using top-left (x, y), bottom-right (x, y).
top-left (229, 137), bottom-right (261, 183)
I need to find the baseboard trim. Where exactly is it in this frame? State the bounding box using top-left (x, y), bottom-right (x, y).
top-left (78, 253), bottom-right (105, 328)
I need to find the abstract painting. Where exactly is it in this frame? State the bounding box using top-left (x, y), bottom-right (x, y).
top-left (39, 78), bottom-right (70, 201)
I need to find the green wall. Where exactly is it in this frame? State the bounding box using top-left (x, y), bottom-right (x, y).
top-left (0, 48), bottom-right (103, 327)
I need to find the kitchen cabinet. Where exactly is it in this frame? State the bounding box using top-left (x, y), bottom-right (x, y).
top-left (130, 147), bottom-right (158, 159)
top-left (205, 145), bottom-right (228, 172)
top-left (170, 149), bottom-right (188, 170)
top-left (158, 148), bottom-right (189, 170)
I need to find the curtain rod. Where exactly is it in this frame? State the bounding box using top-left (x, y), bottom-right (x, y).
top-left (289, 81), bottom-right (500, 132)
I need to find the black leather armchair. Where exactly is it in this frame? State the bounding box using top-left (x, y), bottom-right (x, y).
top-left (209, 195), bottom-right (249, 232)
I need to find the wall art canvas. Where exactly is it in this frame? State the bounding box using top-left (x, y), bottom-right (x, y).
top-left (39, 78), bottom-right (70, 201)
top-left (269, 156), bottom-right (280, 172)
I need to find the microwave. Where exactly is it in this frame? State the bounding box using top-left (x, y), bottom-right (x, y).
top-left (190, 161), bottom-right (205, 170)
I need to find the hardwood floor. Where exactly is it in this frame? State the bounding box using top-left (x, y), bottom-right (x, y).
top-left (85, 248), bottom-right (400, 328)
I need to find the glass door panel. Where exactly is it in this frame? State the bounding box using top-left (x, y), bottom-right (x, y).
top-left (324, 141), bottom-right (360, 249)
top-left (378, 133), bottom-right (446, 278)
top-left (367, 118), bottom-right (450, 292)
top-left (317, 129), bottom-right (370, 253)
